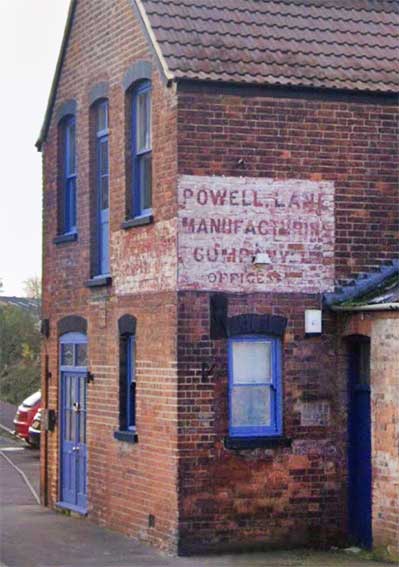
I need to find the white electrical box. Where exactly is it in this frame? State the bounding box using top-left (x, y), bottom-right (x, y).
top-left (305, 309), bottom-right (322, 334)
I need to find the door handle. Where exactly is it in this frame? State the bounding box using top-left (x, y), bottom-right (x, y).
top-left (72, 402), bottom-right (81, 413)
top-left (72, 446), bottom-right (80, 452)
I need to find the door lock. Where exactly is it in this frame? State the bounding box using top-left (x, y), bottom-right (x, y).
top-left (72, 446), bottom-right (80, 452)
top-left (72, 402), bottom-right (81, 413)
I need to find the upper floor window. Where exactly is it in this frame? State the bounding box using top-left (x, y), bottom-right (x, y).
top-left (95, 100), bottom-right (110, 275)
top-left (131, 81), bottom-right (152, 218)
top-left (60, 116), bottom-right (77, 234)
top-left (228, 336), bottom-right (282, 438)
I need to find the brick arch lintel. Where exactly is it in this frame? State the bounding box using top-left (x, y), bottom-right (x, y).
top-left (118, 314), bottom-right (137, 336)
top-left (89, 82), bottom-right (109, 106)
top-left (57, 315), bottom-right (87, 336)
top-left (56, 99), bottom-right (77, 124)
top-left (123, 61), bottom-right (152, 91)
top-left (228, 313), bottom-right (287, 338)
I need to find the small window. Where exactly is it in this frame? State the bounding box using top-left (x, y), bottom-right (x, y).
top-left (119, 334), bottom-right (136, 432)
top-left (60, 116), bottom-right (77, 234)
top-left (60, 332), bottom-right (88, 368)
top-left (229, 336), bottom-right (282, 437)
top-left (131, 81), bottom-right (152, 218)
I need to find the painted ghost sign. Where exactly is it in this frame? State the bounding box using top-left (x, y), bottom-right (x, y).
top-left (178, 175), bottom-right (335, 292)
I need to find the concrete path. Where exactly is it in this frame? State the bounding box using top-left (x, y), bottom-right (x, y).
top-left (0, 429), bottom-right (394, 567)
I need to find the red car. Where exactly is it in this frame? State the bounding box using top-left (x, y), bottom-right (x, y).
top-left (13, 390), bottom-right (41, 444)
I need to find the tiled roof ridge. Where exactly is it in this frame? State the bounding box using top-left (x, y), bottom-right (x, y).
top-left (324, 260), bottom-right (399, 307)
top-left (145, 0), bottom-right (399, 19)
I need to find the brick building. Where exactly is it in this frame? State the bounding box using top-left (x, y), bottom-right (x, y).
top-left (37, 0), bottom-right (399, 558)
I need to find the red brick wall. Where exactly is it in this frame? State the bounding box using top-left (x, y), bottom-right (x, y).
top-left (371, 314), bottom-right (399, 560)
top-left (41, 2), bottom-right (397, 555)
top-left (41, 0), bottom-right (179, 552)
top-left (342, 313), bottom-right (399, 560)
top-left (177, 291), bottom-right (347, 553)
top-left (177, 85), bottom-right (398, 281)
top-left (174, 85), bottom-right (397, 552)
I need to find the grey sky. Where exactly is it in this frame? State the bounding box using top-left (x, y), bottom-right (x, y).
top-left (0, 0), bottom-right (70, 296)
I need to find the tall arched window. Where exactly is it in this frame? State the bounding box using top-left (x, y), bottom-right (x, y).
top-left (131, 80), bottom-right (152, 218)
top-left (94, 100), bottom-right (110, 276)
top-left (59, 115), bottom-right (77, 235)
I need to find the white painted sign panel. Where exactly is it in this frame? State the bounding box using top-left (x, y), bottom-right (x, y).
top-left (178, 175), bottom-right (335, 293)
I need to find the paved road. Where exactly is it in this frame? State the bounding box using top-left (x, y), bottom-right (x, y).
top-left (0, 429), bottom-right (394, 567)
top-left (0, 400), bottom-right (17, 432)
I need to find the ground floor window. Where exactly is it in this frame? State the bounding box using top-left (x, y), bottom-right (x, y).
top-left (116, 315), bottom-right (137, 438)
top-left (228, 336), bottom-right (282, 437)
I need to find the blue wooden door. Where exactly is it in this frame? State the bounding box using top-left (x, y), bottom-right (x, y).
top-left (348, 338), bottom-right (372, 548)
top-left (59, 334), bottom-right (88, 513)
top-left (60, 371), bottom-right (87, 512)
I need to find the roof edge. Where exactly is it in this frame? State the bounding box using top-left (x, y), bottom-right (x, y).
top-left (324, 260), bottom-right (399, 307)
top-left (176, 77), bottom-right (399, 102)
top-left (36, 0), bottom-right (77, 152)
top-left (132, 0), bottom-right (174, 83)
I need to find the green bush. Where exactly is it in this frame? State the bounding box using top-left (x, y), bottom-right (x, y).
top-left (0, 305), bottom-right (41, 404)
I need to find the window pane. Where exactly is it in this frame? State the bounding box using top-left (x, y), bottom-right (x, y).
top-left (136, 91), bottom-right (151, 152)
top-left (67, 121), bottom-right (75, 175)
top-left (61, 344), bottom-right (74, 366)
top-left (126, 337), bottom-right (136, 429)
top-left (140, 153), bottom-right (152, 210)
top-left (232, 341), bottom-right (271, 384)
top-left (129, 338), bottom-right (136, 383)
top-left (76, 344), bottom-right (87, 367)
top-left (101, 176), bottom-right (109, 209)
top-left (100, 139), bottom-right (108, 175)
top-left (66, 178), bottom-right (76, 230)
top-left (146, 90), bottom-right (151, 147)
top-left (97, 102), bottom-right (108, 132)
top-left (231, 385), bottom-right (271, 428)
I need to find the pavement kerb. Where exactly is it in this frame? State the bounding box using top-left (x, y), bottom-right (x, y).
top-left (0, 449), bottom-right (40, 504)
top-left (0, 422), bottom-right (15, 436)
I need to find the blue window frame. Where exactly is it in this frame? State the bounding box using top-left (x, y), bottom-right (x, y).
top-left (60, 332), bottom-right (88, 370)
top-left (62, 116), bottom-right (76, 234)
top-left (118, 334), bottom-right (136, 432)
top-left (95, 101), bottom-right (110, 275)
top-left (131, 81), bottom-right (152, 218)
top-left (228, 336), bottom-right (282, 437)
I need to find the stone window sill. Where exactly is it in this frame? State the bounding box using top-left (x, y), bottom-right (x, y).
top-left (114, 430), bottom-right (138, 444)
top-left (121, 215), bottom-right (153, 230)
top-left (53, 232), bottom-right (78, 245)
top-left (224, 436), bottom-right (292, 450)
top-left (85, 276), bottom-right (112, 288)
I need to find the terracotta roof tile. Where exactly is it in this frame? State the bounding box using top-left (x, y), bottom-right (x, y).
top-left (141, 0), bottom-right (399, 92)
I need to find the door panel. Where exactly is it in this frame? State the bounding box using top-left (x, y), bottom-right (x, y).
top-left (348, 338), bottom-right (372, 549)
